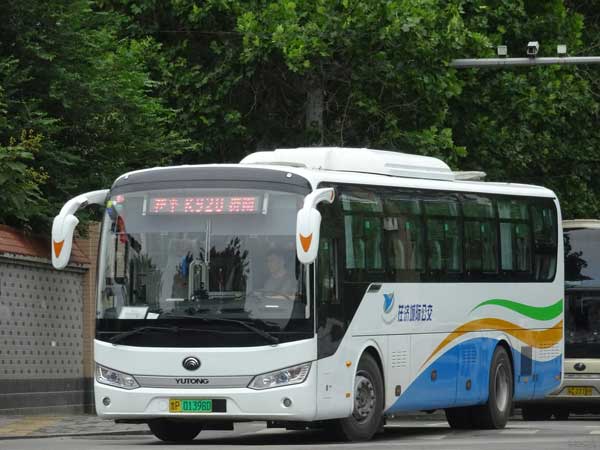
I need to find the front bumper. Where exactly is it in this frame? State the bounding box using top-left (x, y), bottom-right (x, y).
top-left (542, 374), bottom-right (600, 405)
top-left (94, 368), bottom-right (318, 422)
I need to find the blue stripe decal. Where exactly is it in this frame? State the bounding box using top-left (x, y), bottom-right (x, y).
top-left (386, 337), bottom-right (561, 413)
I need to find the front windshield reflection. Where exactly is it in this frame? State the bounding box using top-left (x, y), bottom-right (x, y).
top-left (97, 188), bottom-right (310, 338)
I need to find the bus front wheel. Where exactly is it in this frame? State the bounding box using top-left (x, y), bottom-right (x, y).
top-left (474, 345), bottom-right (513, 429)
top-left (333, 353), bottom-right (384, 441)
top-left (148, 419), bottom-right (202, 442)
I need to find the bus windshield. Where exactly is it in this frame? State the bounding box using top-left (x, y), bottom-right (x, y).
top-left (564, 227), bottom-right (600, 357)
top-left (96, 187), bottom-right (312, 346)
top-left (565, 228), bottom-right (600, 286)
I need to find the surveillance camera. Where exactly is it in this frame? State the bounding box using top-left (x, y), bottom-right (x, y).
top-left (526, 41), bottom-right (539, 57)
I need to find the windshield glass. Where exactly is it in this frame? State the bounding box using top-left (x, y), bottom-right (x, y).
top-left (96, 187), bottom-right (312, 347)
top-left (565, 228), bottom-right (600, 287)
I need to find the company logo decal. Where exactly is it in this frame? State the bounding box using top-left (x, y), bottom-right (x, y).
top-left (381, 292), bottom-right (434, 325)
top-left (382, 292), bottom-right (396, 324)
top-left (383, 293), bottom-right (395, 313)
top-left (398, 304), bottom-right (433, 322)
top-left (182, 356), bottom-right (201, 371)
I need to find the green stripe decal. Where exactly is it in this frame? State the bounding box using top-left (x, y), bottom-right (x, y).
top-left (471, 298), bottom-right (563, 321)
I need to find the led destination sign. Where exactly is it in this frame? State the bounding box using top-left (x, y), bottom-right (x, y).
top-left (148, 196), bottom-right (259, 215)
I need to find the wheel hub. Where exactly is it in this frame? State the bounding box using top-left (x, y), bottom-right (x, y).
top-left (494, 362), bottom-right (509, 413)
top-left (353, 374), bottom-right (375, 421)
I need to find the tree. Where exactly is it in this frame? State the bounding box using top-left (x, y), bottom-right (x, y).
top-left (449, 0), bottom-right (600, 219)
top-left (0, 0), bottom-right (184, 229)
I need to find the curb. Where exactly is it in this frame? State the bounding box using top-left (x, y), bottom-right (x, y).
top-left (0, 429), bottom-right (151, 441)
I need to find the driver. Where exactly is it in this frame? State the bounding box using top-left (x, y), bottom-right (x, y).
top-left (262, 250), bottom-right (296, 295)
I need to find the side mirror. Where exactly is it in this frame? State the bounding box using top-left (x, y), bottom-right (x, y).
top-left (296, 188), bottom-right (335, 264)
top-left (51, 189), bottom-right (109, 269)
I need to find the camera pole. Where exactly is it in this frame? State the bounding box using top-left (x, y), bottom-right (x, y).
top-left (450, 43), bottom-right (600, 68)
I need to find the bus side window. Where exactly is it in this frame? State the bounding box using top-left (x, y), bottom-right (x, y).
top-left (462, 195), bottom-right (498, 278)
top-left (382, 195), bottom-right (424, 281)
top-left (498, 199), bottom-right (532, 278)
top-left (423, 199), bottom-right (462, 277)
top-left (340, 189), bottom-right (384, 281)
top-left (531, 200), bottom-right (558, 281)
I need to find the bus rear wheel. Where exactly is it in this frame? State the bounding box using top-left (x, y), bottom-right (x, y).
top-left (148, 419), bottom-right (202, 442)
top-left (473, 345), bottom-right (513, 429)
top-left (333, 353), bottom-right (384, 441)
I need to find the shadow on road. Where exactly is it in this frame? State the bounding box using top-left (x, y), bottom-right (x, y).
top-left (130, 424), bottom-right (453, 446)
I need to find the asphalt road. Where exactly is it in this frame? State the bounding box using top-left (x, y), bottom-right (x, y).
top-left (4, 417), bottom-right (600, 450)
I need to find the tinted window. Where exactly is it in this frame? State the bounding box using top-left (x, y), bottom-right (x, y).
top-left (383, 196), bottom-right (424, 277)
top-left (340, 189), bottom-right (384, 278)
top-left (424, 200), bottom-right (462, 274)
top-left (531, 201), bottom-right (557, 281)
top-left (463, 195), bottom-right (498, 275)
top-left (498, 199), bottom-right (532, 274)
top-left (565, 229), bottom-right (600, 286)
top-left (322, 183), bottom-right (557, 284)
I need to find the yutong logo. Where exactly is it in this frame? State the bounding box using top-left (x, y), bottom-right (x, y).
top-left (175, 378), bottom-right (210, 385)
top-left (182, 356), bottom-right (201, 371)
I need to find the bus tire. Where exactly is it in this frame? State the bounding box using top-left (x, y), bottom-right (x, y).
top-left (333, 353), bottom-right (384, 441)
top-left (148, 420), bottom-right (202, 442)
top-left (521, 405), bottom-right (552, 421)
top-left (473, 345), bottom-right (513, 429)
top-left (445, 407), bottom-right (473, 429)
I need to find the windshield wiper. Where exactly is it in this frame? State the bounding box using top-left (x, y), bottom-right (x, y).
top-left (104, 326), bottom-right (218, 345)
top-left (159, 314), bottom-right (279, 345)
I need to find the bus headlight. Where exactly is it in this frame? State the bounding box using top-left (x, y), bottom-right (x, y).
top-left (248, 362), bottom-right (311, 390)
top-left (96, 364), bottom-right (140, 390)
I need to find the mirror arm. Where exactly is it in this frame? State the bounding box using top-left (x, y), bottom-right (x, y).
top-left (52, 189), bottom-right (109, 270)
top-left (302, 188), bottom-right (335, 210)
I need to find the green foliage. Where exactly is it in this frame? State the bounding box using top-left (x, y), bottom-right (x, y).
top-left (0, 0), bottom-right (184, 230)
top-left (2, 0), bottom-right (600, 229)
top-left (451, 0), bottom-right (600, 219)
top-left (0, 131), bottom-right (48, 228)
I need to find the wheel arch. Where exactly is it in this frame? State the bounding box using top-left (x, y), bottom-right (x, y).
top-left (356, 341), bottom-right (385, 391)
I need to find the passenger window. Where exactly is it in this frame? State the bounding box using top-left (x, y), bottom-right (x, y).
top-left (340, 190), bottom-right (384, 275)
top-left (462, 196), bottom-right (498, 274)
top-left (424, 200), bottom-right (462, 274)
top-left (531, 201), bottom-right (558, 281)
top-left (498, 199), bottom-right (532, 275)
top-left (383, 196), bottom-right (424, 276)
top-left (344, 216), bottom-right (383, 270)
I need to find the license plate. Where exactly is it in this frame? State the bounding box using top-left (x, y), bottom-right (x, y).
top-left (169, 399), bottom-right (213, 413)
top-left (567, 387), bottom-right (593, 396)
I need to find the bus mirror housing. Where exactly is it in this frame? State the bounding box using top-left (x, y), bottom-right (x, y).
top-left (296, 188), bottom-right (335, 264)
top-left (51, 189), bottom-right (109, 270)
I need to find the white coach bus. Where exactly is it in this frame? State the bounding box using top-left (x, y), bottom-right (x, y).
top-left (51, 147), bottom-right (563, 441)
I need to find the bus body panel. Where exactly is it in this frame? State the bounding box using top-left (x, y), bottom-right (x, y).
top-left (346, 282), bottom-right (563, 413)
